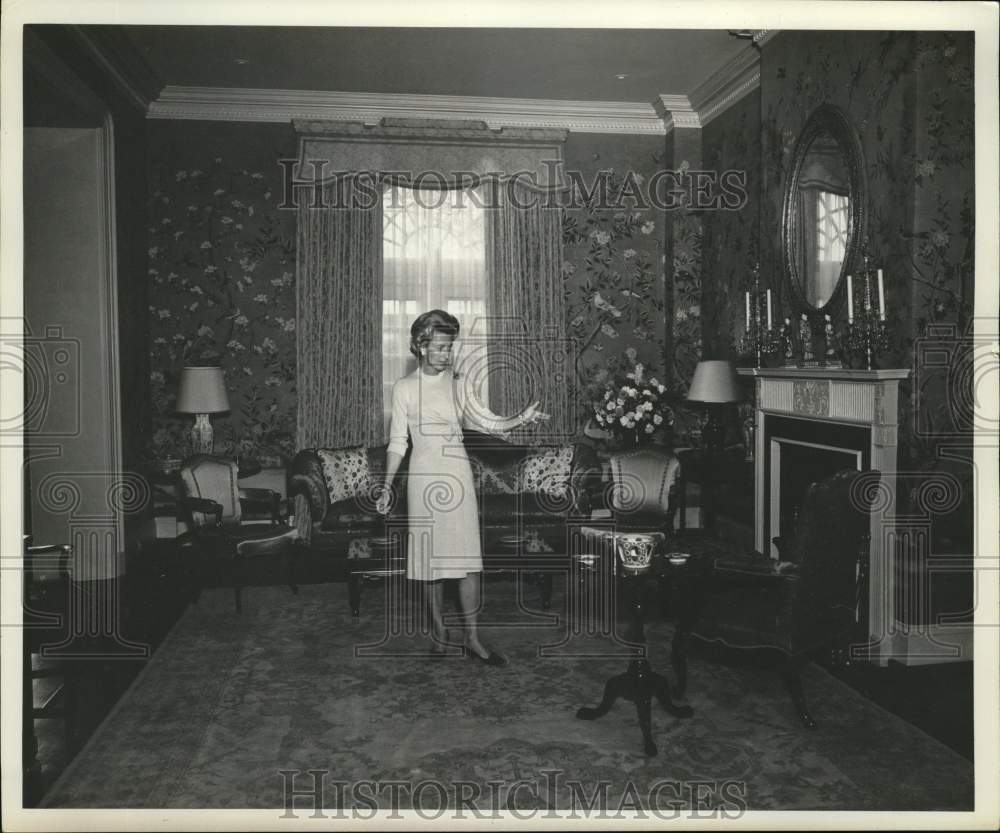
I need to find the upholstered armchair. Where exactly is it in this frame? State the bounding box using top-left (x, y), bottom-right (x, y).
top-left (683, 468), bottom-right (878, 728)
top-left (177, 455), bottom-right (300, 613)
top-left (607, 448), bottom-right (681, 534)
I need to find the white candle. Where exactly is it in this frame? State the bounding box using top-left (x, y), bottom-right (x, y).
top-left (877, 269), bottom-right (885, 320)
top-left (745, 291), bottom-right (751, 330)
top-left (846, 274), bottom-right (854, 323)
top-left (766, 289), bottom-right (772, 329)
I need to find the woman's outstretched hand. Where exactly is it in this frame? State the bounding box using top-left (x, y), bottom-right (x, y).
top-left (521, 401), bottom-right (552, 426)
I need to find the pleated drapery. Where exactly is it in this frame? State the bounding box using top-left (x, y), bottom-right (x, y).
top-left (296, 178), bottom-right (383, 448)
top-left (485, 179), bottom-right (572, 443)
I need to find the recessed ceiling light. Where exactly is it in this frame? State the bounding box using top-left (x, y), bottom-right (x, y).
top-left (615, 73), bottom-right (629, 80)
top-left (234, 57), bottom-right (250, 65)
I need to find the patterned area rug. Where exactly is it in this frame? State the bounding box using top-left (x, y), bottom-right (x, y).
top-left (43, 576), bottom-right (973, 813)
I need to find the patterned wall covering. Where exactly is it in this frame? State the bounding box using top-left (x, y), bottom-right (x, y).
top-left (145, 126), bottom-right (673, 458)
top-left (701, 90), bottom-right (762, 360)
top-left (145, 123), bottom-right (298, 466)
top-left (560, 133), bottom-right (669, 428)
top-left (750, 30), bottom-right (974, 462)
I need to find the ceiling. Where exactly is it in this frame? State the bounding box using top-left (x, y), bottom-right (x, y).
top-left (122, 26), bottom-right (749, 103)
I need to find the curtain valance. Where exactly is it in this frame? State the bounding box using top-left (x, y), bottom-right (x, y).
top-left (294, 118), bottom-right (568, 192)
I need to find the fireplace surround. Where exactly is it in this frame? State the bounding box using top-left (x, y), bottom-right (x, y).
top-left (738, 366), bottom-right (919, 665)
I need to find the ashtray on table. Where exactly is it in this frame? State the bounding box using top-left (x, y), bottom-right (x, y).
top-left (665, 552), bottom-right (691, 566)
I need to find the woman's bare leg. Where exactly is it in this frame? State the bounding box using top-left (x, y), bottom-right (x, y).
top-left (427, 580), bottom-right (448, 650)
top-left (457, 572), bottom-right (489, 658)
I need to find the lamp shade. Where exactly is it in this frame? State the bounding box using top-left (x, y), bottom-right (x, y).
top-left (686, 360), bottom-right (739, 403)
top-left (175, 366), bottom-right (230, 414)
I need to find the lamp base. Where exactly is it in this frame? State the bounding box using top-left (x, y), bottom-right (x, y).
top-left (702, 406), bottom-right (727, 453)
top-left (191, 413), bottom-right (214, 455)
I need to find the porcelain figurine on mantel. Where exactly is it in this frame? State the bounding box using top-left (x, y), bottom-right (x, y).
top-left (798, 314), bottom-right (816, 365)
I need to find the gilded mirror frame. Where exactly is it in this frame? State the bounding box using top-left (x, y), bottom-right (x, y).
top-left (781, 104), bottom-right (867, 318)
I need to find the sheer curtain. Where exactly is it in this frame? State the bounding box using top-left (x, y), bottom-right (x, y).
top-left (381, 184), bottom-right (489, 435)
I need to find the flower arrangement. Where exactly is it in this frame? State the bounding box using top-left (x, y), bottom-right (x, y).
top-left (592, 362), bottom-right (674, 445)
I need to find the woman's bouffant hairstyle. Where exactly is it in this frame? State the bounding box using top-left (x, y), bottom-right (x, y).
top-left (409, 309), bottom-right (460, 359)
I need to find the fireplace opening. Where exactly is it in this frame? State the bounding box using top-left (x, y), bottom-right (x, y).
top-left (764, 415), bottom-right (870, 557)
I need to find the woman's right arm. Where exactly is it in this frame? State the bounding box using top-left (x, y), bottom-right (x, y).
top-left (378, 380), bottom-right (409, 514)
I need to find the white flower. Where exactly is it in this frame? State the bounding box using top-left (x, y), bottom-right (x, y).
top-left (653, 414), bottom-right (663, 425)
top-left (600, 323), bottom-right (618, 338)
top-left (595, 231), bottom-right (611, 246)
top-left (196, 325), bottom-right (214, 338)
top-left (271, 278), bottom-right (284, 287)
top-left (190, 285), bottom-right (204, 295)
top-left (264, 376), bottom-right (282, 387)
top-left (189, 302), bottom-right (199, 311)
top-left (200, 241), bottom-right (212, 250)
top-left (623, 248), bottom-right (636, 260)
top-left (254, 294), bottom-right (268, 302)
top-left (606, 401), bottom-right (615, 411)
top-left (251, 172), bottom-right (263, 180)
top-left (657, 384), bottom-right (665, 393)
top-left (645, 424), bottom-right (655, 434)
top-left (234, 314), bottom-right (249, 326)
top-left (175, 171), bottom-right (188, 180)
top-left (625, 347), bottom-right (638, 362)
top-left (689, 304), bottom-right (701, 316)
top-left (616, 398), bottom-right (624, 407)
top-left (213, 188), bottom-right (225, 196)
top-left (641, 221), bottom-right (655, 235)
top-left (204, 265), bottom-right (217, 275)
top-left (226, 339), bottom-right (245, 351)
top-left (283, 319), bottom-right (296, 331)
top-left (620, 416), bottom-right (629, 427)
top-left (148, 246), bottom-right (159, 258)
top-left (221, 216), bottom-right (234, 225)
top-left (157, 309), bottom-right (171, 319)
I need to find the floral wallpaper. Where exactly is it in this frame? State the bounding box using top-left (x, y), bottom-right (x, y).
top-left (751, 30), bottom-right (974, 463)
top-left (560, 134), bottom-right (669, 433)
top-left (146, 149), bottom-right (298, 466)
top-left (701, 90), bottom-right (762, 360)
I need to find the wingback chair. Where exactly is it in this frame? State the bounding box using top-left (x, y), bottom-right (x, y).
top-left (177, 455), bottom-right (300, 613)
top-left (608, 448), bottom-right (681, 533)
top-left (684, 468), bottom-right (879, 728)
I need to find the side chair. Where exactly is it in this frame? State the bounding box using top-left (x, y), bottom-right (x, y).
top-left (177, 454), bottom-right (300, 613)
top-left (683, 468), bottom-right (878, 728)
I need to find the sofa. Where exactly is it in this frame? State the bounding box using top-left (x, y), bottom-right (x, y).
top-left (289, 430), bottom-right (602, 559)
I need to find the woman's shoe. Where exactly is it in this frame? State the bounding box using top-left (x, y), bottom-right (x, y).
top-left (467, 648), bottom-right (508, 667)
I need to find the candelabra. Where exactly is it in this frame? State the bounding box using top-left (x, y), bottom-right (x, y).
top-left (845, 240), bottom-right (889, 370)
top-left (739, 264), bottom-right (780, 367)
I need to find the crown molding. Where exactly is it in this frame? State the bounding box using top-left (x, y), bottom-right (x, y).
top-left (148, 87), bottom-right (671, 135)
top-left (688, 43), bottom-right (761, 127)
top-left (654, 95), bottom-right (701, 131)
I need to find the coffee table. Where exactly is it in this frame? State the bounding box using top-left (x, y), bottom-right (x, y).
top-left (346, 532), bottom-right (407, 619)
top-left (483, 531), bottom-right (568, 610)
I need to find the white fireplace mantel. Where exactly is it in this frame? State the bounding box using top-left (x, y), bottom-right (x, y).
top-left (738, 365), bottom-right (912, 665)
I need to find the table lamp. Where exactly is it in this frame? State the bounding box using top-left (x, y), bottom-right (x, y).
top-left (686, 360), bottom-right (739, 453)
top-left (175, 365), bottom-right (230, 455)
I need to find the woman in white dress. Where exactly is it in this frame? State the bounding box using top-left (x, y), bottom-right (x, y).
top-left (376, 310), bottom-right (549, 666)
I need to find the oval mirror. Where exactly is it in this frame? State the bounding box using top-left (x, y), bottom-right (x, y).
top-left (782, 105), bottom-right (866, 315)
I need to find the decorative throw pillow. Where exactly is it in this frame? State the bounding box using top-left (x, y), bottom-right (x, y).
top-left (317, 447), bottom-right (371, 506)
top-left (471, 458), bottom-right (520, 496)
top-left (519, 445), bottom-right (574, 499)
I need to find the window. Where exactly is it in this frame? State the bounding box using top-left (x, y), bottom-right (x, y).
top-left (381, 185), bottom-right (488, 431)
